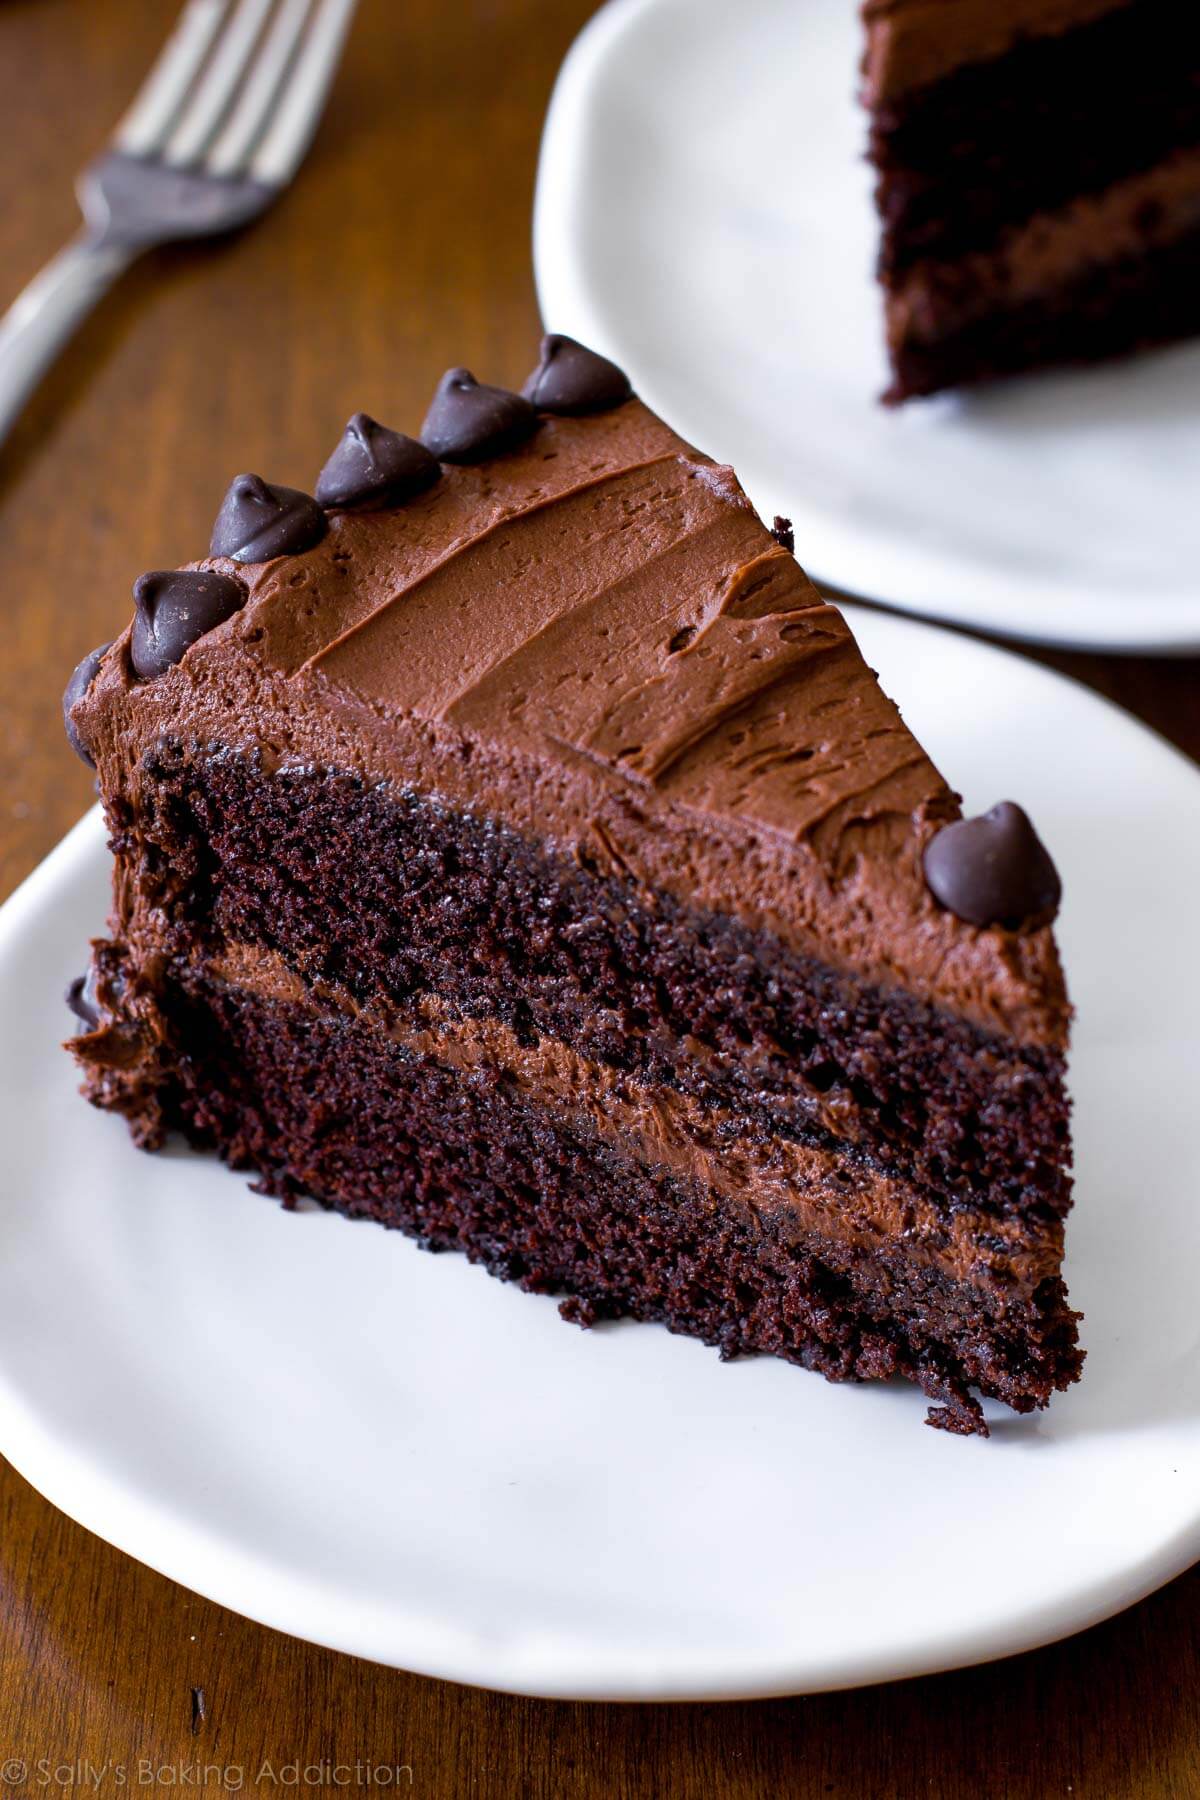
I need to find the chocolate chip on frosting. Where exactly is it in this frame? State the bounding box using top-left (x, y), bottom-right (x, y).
top-left (65, 967), bottom-right (100, 1030)
top-left (420, 368), bottom-right (538, 463)
top-left (130, 569), bottom-right (248, 680)
top-left (210, 473), bottom-right (327, 562)
top-left (923, 801), bottom-right (1061, 928)
top-left (62, 642), bottom-right (112, 766)
top-left (316, 413), bottom-right (441, 511)
top-left (521, 334), bottom-right (632, 415)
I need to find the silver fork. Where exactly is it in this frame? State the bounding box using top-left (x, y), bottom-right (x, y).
top-left (0, 0), bottom-right (358, 447)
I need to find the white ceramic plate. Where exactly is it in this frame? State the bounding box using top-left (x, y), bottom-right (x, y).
top-left (2, 610), bottom-right (1199, 1700)
top-left (532, 0), bottom-right (1200, 653)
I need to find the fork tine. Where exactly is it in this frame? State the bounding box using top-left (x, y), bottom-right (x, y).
top-left (113, 0), bottom-right (231, 158)
top-left (164, 0), bottom-right (276, 168)
top-left (248, 0), bottom-right (359, 188)
top-left (205, 0), bottom-right (315, 180)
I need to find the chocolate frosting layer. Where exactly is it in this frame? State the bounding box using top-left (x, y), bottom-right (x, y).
top-left (76, 398), bottom-right (1069, 1047)
top-left (861, 0), bottom-right (1127, 101)
top-left (886, 148), bottom-right (1200, 346)
top-left (204, 941), bottom-right (1065, 1296)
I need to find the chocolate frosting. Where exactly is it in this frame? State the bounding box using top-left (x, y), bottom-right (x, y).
top-left (75, 397), bottom-right (1070, 1048)
top-left (206, 939), bottom-right (1065, 1296)
top-left (887, 149), bottom-right (1200, 348)
top-left (861, 0), bottom-right (1127, 102)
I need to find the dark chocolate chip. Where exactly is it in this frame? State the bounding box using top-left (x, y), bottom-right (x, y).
top-left (62, 642), bottom-right (112, 766)
top-left (315, 413), bottom-right (441, 511)
top-left (420, 368), bottom-right (538, 463)
top-left (65, 967), bottom-right (100, 1029)
top-left (210, 473), bottom-right (327, 562)
top-left (130, 569), bottom-right (247, 679)
top-left (770, 515), bottom-right (795, 554)
top-left (521, 334), bottom-right (632, 415)
top-left (924, 801), bottom-right (1061, 928)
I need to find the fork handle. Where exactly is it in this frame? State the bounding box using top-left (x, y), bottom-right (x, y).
top-left (0, 233), bottom-right (136, 448)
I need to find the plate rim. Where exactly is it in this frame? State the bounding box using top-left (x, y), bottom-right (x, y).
top-left (5, 1372), bottom-right (1200, 1703)
top-left (531, 0), bottom-right (1200, 657)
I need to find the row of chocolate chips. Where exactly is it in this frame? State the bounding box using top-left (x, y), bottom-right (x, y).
top-left (59, 337), bottom-right (637, 1018)
top-left (60, 334), bottom-right (1060, 930)
top-left (128, 340), bottom-right (634, 673)
top-left (62, 336), bottom-right (631, 738)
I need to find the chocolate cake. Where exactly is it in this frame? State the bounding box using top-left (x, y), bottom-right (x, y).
top-left (862, 0), bottom-right (1200, 400)
top-left (63, 337), bottom-right (1081, 1435)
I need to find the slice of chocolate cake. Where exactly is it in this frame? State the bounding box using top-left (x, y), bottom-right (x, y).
top-left (63, 337), bottom-right (1081, 1435)
top-left (862, 0), bottom-right (1200, 400)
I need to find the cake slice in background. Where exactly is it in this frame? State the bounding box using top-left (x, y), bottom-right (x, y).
top-left (862, 0), bottom-right (1200, 400)
top-left (63, 338), bottom-right (1082, 1435)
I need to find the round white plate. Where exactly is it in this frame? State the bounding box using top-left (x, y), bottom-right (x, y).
top-left (533, 0), bottom-right (1200, 654)
top-left (3, 610), bottom-right (1199, 1700)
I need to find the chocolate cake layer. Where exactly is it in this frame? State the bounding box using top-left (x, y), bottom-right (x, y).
top-left (86, 964), bottom-right (1081, 1436)
top-left (861, 0), bottom-right (1127, 103)
top-left (886, 151), bottom-right (1200, 345)
top-left (868, 0), bottom-right (1200, 276)
top-left (114, 744), bottom-right (1071, 1226)
top-left (78, 933), bottom-right (1064, 1299)
top-left (885, 214), bottom-right (1200, 399)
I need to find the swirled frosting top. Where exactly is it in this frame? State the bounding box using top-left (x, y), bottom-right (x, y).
top-left (76, 394), bottom-right (1069, 1047)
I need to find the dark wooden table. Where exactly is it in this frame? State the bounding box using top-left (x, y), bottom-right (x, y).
top-left (1, 2), bottom-right (1197, 1794)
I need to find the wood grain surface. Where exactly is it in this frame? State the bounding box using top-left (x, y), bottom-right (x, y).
top-left (0, 2), bottom-right (1196, 1794)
